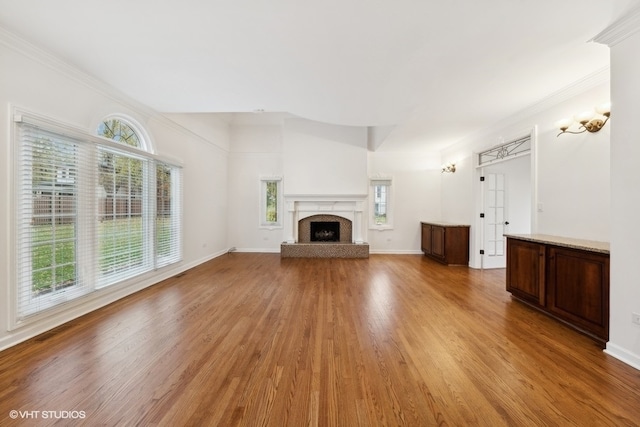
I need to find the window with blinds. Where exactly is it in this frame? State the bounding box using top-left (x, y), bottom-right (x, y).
top-left (13, 113), bottom-right (182, 322)
top-left (15, 125), bottom-right (92, 315)
top-left (96, 146), bottom-right (151, 286)
top-left (155, 161), bottom-right (182, 268)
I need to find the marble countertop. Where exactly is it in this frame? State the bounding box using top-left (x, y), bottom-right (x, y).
top-left (420, 221), bottom-right (470, 227)
top-left (504, 233), bottom-right (610, 254)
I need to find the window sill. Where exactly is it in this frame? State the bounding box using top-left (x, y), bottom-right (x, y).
top-left (370, 225), bottom-right (394, 231)
top-left (259, 224), bottom-right (283, 230)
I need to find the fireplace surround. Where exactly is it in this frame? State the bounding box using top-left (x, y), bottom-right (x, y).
top-left (298, 215), bottom-right (351, 243)
top-left (280, 194), bottom-right (369, 258)
top-left (282, 194), bottom-right (366, 244)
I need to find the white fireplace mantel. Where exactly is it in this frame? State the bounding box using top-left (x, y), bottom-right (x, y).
top-left (283, 194), bottom-right (368, 244)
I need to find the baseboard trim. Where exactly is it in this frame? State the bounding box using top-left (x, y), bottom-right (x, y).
top-left (604, 342), bottom-right (640, 371)
top-left (369, 249), bottom-right (424, 255)
top-left (233, 248), bottom-right (281, 253)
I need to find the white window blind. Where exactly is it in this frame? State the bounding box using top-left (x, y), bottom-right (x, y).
top-left (155, 161), bottom-right (182, 268)
top-left (96, 146), bottom-right (152, 286)
top-left (14, 115), bottom-right (182, 322)
top-left (15, 124), bottom-right (94, 316)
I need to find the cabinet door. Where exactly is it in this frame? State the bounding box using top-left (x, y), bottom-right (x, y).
top-left (546, 247), bottom-right (609, 340)
top-left (431, 226), bottom-right (446, 260)
top-left (421, 224), bottom-right (432, 254)
top-left (506, 239), bottom-right (545, 305)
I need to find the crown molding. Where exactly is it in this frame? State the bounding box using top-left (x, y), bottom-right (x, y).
top-left (441, 67), bottom-right (610, 155)
top-left (0, 26), bottom-right (229, 154)
top-left (592, 5), bottom-right (640, 47)
top-left (515, 67), bottom-right (610, 116)
top-left (0, 26), bottom-right (155, 115)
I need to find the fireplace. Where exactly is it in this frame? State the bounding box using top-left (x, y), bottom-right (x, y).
top-left (297, 214), bottom-right (351, 243)
top-left (310, 221), bottom-right (340, 242)
top-left (282, 194), bottom-right (367, 244)
top-left (281, 195), bottom-right (369, 258)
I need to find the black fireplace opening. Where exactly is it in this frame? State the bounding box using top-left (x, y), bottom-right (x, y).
top-left (310, 221), bottom-right (340, 242)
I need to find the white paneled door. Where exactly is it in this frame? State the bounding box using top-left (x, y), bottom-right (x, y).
top-left (482, 173), bottom-right (508, 268)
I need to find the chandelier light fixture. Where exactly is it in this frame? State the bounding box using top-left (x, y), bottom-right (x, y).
top-left (556, 102), bottom-right (611, 137)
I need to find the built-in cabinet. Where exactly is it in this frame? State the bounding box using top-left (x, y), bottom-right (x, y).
top-left (506, 235), bottom-right (610, 346)
top-left (421, 222), bottom-right (470, 265)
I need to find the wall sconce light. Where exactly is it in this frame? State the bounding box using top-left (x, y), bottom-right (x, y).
top-left (441, 163), bottom-right (456, 173)
top-left (556, 102), bottom-right (611, 137)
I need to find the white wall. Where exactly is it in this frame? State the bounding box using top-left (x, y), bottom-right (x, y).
top-left (227, 115), bottom-right (371, 250)
top-left (368, 152), bottom-right (442, 253)
top-left (283, 117), bottom-right (368, 195)
top-left (0, 32), bottom-right (230, 350)
top-left (535, 91), bottom-right (610, 240)
top-left (227, 114), bottom-right (285, 252)
top-left (225, 114), bottom-right (445, 253)
top-left (441, 80), bottom-right (611, 267)
top-left (603, 27), bottom-right (640, 369)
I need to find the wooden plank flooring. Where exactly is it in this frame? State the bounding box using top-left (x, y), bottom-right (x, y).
top-left (1, 253), bottom-right (639, 426)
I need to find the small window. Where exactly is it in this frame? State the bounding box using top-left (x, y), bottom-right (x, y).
top-left (260, 177), bottom-right (282, 228)
top-left (478, 135), bottom-right (531, 166)
top-left (98, 118), bottom-right (142, 148)
top-left (370, 178), bottom-right (393, 229)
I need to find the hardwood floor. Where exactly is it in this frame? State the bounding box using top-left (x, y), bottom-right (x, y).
top-left (1, 253), bottom-right (639, 426)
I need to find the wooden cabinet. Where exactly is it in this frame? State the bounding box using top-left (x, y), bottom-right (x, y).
top-left (505, 235), bottom-right (610, 345)
top-left (546, 246), bottom-right (609, 342)
top-left (506, 238), bottom-right (545, 305)
top-left (421, 223), bottom-right (432, 255)
top-left (421, 222), bottom-right (470, 265)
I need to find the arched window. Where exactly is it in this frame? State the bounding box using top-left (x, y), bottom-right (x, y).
top-left (94, 115), bottom-right (180, 286)
top-left (97, 116), bottom-right (151, 151)
top-left (10, 108), bottom-right (182, 323)
top-left (98, 118), bottom-right (141, 147)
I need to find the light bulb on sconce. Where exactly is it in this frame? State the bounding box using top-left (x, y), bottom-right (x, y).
top-left (441, 163), bottom-right (456, 173)
top-left (556, 102), bottom-right (611, 137)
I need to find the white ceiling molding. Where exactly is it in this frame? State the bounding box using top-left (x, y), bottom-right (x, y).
top-left (441, 67), bottom-right (609, 156)
top-left (0, 26), bottom-right (229, 154)
top-left (592, 4), bottom-right (640, 46)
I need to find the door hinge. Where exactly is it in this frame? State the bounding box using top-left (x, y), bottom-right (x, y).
top-left (479, 213), bottom-right (485, 218)
top-left (480, 176), bottom-right (485, 182)
top-left (480, 249), bottom-right (485, 255)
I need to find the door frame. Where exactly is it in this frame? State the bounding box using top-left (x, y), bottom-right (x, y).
top-left (471, 127), bottom-right (538, 269)
top-left (481, 171), bottom-right (509, 269)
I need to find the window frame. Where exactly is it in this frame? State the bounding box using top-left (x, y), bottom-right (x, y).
top-left (97, 113), bottom-right (153, 153)
top-left (369, 177), bottom-right (394, 230)
top-left (259, 176), bottom-right (283, 229)
top-left (10, 108), bottom-right (182, 329)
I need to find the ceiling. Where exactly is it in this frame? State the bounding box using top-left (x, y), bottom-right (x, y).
top-left (0, 0), bottom-right (635, 152)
